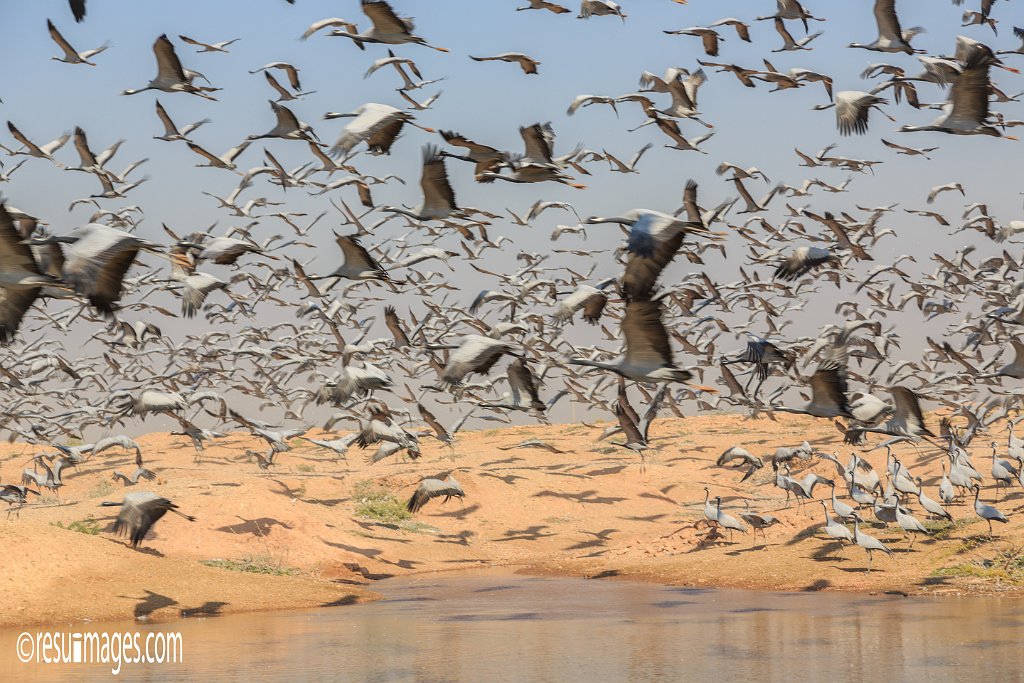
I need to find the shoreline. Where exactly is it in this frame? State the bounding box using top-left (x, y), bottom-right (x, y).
top-left (3, 413), bottom-right (1024, 629)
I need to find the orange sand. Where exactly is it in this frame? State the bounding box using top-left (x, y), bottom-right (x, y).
top-left (2, 412), bottom-right (1020, 628)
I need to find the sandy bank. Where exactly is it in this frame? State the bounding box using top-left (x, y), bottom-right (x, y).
top-left (2, 412), bottom-right (1022, 627)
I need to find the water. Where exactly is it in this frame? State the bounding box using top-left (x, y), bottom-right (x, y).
top-left (3, 569), bottom-right (1022, 681)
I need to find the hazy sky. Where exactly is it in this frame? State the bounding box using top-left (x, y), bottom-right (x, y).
top-left (1, 0), bottom-right (1022, 435)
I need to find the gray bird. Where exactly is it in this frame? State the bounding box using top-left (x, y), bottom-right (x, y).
top-left (407, 475), bottom-right (465, 513)
top-left (101, 492), bottom-right (195, 549)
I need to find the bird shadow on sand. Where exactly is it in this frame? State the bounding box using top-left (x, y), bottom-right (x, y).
top-left (301, 497), bottom-right (348, 507)
top-left (811, 542), bottom-right (851, 562)
top-left (268, 479), bottom-right (305, 497)
top-left (478, 472), bottom-right (527, 485)
top-left (215, 516), bottom-right (292, 536)
top-left (532, 490), bottom-right (627, 505)
top-left (834, 565), bottom-right (886, 574)
top-left (127, 590), bottom-right (178, 618)
top-left (339, 561), bottom-right (393, 581)
top-left (494, 525), bottom-right (553, 542)
top-left (431, 502), bottom-right (480, 519)
top-left (618, 513), bottom-right (669, 523)
top-left (725, 543), bottom-right (769, 555)
top-left (321, 594), bottom-right (360, 608)
top-left (782, 523), bottom-right (821, 546)
top-left (585, 464), bottom-right (628, 477)
top-left (434, 530), bottom-right (475, 546)
top-left (104, 536), bottom-right (165, 557)
top-left (585, 569), bottom-right (621, 580)
top-left (638, 491), bottom-right (678, 506)
top-left (180, 601), bottom-right (228, 618)
top-left (480, 456), bottom-right (525, 467)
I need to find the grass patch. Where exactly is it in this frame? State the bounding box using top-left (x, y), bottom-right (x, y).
top-left (956, 534), bottom-right (996, 553)
top-left (933, 545), bottom-right (1024, 584)
top-left (295, 463), bottom-right (316, 473)
top-left (53, 517), bottom-right (102, 535)
top-left (352, 480), bottom-right (411, 525)
top-left (931, 563), bottom-right (1004, 580)
top-left (560, 425), bottom-right (587, 435)
top-left (590, 446), bottom-right (619, 455)
top-left (927, 518), bottom-right (967, 540)
top-left (89, 479), bottom-right (115, 498)
top-left (201, 555), bottom-right (298, 577)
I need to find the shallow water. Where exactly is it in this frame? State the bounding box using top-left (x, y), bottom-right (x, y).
top-left (4, 569), bottom-right (1023, 681)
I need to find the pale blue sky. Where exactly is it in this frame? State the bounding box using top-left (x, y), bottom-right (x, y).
top-left (2, 0), bottom-right (1019, 240)
top-left (1, 1), bottom-right (1021, 431)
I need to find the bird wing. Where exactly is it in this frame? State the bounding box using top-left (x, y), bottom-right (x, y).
top-left (47, 19), bottom-right (78, 59)
top-left (580, 290), bottom-right (608, 324)
top-left (508, 357), bottom-right (544, 409)
top-left (365, 117), bottom-right (406, 155)
top-left (186, 142), bottom-right (222, 164)
top-left (622, 299), bottom-right (675, 371)
top-left (178, 35), bottom-right (210, 49)
top-left (153, 34), bottom-right (187, 83)
top-left (0, 209), bottom-right (45, 341)
top-left (874, 0), bottom-right (904, 41)
top-left (68, 241), bottom-right (138, 314)
top-left (301, 18), bottom-right (352, 40)
top-left (73, 126), bottom-right (99, 167)
top-left (384, 306), bottom-right (411, 346)
top-left (1011, 339), bottom-right (1024, 369)
top-left (809, 366), bottom-right (851, 417)
top-left (682, 179), bottom-right (703, 225)
top-left (70, 0), bottom-right (86, 22)
top-left (271, 100), bottom-right (302, 131)
top-left (774, 247), bottom-right (832, 281)
top-left (362, 0), bottom-right (411, 33)
top-left (282, 64), bottom-right (302, 90)
top-left (0, 204), bottom-right (43, 278)
top-left (945, 45), bottom-right (992, 130)
top-left (336, 234), bottom-right (384, 275)
top-left (264, 72), bottom-right (291, 99)
top-left (440, 130), bottom-right (496, 155)
top-left (417, 403), bottom-right (450, 442)
top-left (621, 228), bottom-right (688, 301)
top-left (888, 386), bottom-right (933, 436)
top-left (420, 145), bottom-right (457, 213)
top-left (614, 404), bottom-right (646, 444)
top-left (520, 123), bottom-right (555, 163)
top-left (6, 122), bottom-right (43, 155)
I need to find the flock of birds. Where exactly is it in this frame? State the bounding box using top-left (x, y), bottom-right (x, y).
top-left (0, 0), bottom-right (1022, 567)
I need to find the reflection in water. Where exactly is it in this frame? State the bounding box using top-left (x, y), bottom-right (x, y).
top-left (4, 569), bottom-right (1024, 681)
